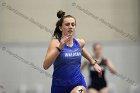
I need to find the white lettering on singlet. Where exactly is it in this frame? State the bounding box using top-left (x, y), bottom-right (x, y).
top-left (65, 52), bottom-right (81, 57)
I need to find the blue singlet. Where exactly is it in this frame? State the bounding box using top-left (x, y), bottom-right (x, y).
top-left (51, 38), bottom-right (86, 93)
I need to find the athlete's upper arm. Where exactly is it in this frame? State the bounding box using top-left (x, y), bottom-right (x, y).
top-left (104, 57), bottom-right (117, 74)
top-left (46, 39), bottom-right (59, 56)
top-left (76, 38), bottom-right (85, 48)
top-left (43, 39), bottom-right (60, 69)
top-left (104, 57), bottom-right (111, 65)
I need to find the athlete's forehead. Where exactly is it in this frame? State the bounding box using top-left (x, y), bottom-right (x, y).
top-left (63, 17), bottom-right (76, 24)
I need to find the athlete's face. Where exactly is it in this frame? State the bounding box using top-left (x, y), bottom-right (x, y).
top-left (59, 17), bottom-right (76, 37)
top-left (94, 44), bottom-right (103, 57)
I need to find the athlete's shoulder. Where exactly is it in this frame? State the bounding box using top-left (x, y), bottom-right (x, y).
top-left (48, 37), bottom-right (59, 48)
top-left (103, 57), bottom-right (110, 61)
top-left (102, 57), bottom-right (111, 64)
top-left (51, 37), bottom-right (59, 43)
top-left (75, 38), bottom-right (85, 48)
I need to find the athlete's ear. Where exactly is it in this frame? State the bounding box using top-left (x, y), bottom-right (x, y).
top-left (59, 26), bottom-right (62, 31)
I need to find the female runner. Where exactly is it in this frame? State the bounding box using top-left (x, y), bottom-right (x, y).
top-left (43, 10), bottom-right (102, 93)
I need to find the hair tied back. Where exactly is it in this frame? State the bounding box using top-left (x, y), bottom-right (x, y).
top-left (57, 10), bottom-right (65, 19)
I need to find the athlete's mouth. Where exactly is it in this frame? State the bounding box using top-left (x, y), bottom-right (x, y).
top-left (68, 30), bottom-right (73, 33)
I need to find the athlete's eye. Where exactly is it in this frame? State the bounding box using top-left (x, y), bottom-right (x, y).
top-left (71, 23), bottom-right (75, 27)
top-left (65, 23), bottom-right (75, 27)
top-left (65, 23), bottom-right (70, 26)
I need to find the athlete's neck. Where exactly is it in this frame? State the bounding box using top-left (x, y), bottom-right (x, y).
top-left (66, 38), bottom-right (73, 47)
top-left (62, 35), bottom-right (73, 47)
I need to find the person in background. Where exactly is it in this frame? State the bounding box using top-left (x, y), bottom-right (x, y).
top-left (81, 43), bottom-right (117, 93)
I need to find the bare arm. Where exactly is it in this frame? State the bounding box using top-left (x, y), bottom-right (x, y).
top-left (43, 36), bottom-right (71, 70)
top-left (43, 39), bottom-right (60, 70)
top-left (82, 48), bottom-right (102, 72)
top-left (77, 39), bottom-right (102, 73)
top-left (105, 58), bottom-right (117, 74)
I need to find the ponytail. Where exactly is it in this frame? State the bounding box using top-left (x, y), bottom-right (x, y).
top-left (53, 25), bottom-right (62, 39)
top-left (53, 10), bottom-right (65, 39)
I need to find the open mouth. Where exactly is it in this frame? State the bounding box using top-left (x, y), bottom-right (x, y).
top-left (68, 30), bottom-right (73, 33)
top-left (68, 30), bottom-right (73, 36)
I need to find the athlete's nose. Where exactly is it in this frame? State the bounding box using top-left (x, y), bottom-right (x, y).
top-left (68, 24), bottom-right (73, 29)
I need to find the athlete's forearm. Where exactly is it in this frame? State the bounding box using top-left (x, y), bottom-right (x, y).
top-left (82, 48), bottom-right (102, 73)
top-left (43, 49), bottom-right (60, 70)
top-left (107, 61), bottom-right (117, 74)
top-left (82, 48), bottom-right (97, 65)
top-left (104, 58), bottom-right (117, 74)
top-left (43, 35), bottom-right (71, 70)
top-left (43, 43), bottom-right (63, 70)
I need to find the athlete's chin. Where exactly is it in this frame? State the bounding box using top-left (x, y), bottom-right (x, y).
top-left (66, 33), bottom-right (74, 37)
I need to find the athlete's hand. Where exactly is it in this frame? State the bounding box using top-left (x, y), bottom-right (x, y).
top-left (58, 35), bottom-right (71, 49)
top-left (93, 64), bottom-right (102, 77)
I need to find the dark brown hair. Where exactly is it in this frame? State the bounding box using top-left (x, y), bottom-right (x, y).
top-left (53, 10), bottom-right (76, 39)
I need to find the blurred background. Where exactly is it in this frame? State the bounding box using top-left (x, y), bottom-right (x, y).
top-left (0, 0), bottom-right (140, 93)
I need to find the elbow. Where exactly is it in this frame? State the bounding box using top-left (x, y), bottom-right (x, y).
top-left (43, 57), bottom-right (54, 70)
top-left (113, 70), bottom-right (117, 74)
top-left (111, 69), bottom-right (117, 74)
top-left (43, 61), bottom-right (49, 70)
top-left (43, 65), bottom-right (48, 70)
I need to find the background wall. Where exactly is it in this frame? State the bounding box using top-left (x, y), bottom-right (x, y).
top-left (0, 0), bottom-right (140, 93)
top-left (0, 42), bottom-right (140, 93)
top-left (0, 0), bottom-right (139, 42)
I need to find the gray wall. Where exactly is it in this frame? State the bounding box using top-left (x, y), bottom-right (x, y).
top-left (0, 42), bottom-right (140, 93)
top-left (0, 0), bottom-right (139, 42)
top-left (0, 0), bottom-right (140, 93)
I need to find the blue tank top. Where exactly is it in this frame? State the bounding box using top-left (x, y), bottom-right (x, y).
top-left (52, 38), bottom-right (84, 86)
